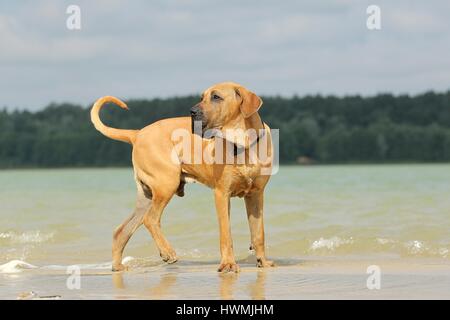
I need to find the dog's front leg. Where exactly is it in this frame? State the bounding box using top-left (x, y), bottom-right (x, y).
top-left (214, 189), bottom-right (239, 273)
top-left (245, 191), bottom-right (274, 268)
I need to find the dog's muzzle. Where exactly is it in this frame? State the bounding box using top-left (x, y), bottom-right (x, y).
top-left (190, 105), bottom-right (205, 135)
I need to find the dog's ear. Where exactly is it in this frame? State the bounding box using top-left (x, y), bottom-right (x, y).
top-left (235, 87), bottom-right (263, 118)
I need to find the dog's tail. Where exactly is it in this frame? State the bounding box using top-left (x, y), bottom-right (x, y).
top-left (90, 96), bottom-right (138, 144)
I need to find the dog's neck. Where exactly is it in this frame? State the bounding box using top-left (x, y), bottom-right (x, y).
top-left (220, 112), bottom-right (265, 150)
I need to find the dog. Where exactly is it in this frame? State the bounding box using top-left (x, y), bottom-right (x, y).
top-left (91, 82), bottom-right (274, 272)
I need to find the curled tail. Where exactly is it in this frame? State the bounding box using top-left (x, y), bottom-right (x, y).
top-left (90, 96), bottom-right (138, 144)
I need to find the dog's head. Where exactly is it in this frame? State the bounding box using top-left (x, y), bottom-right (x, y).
top-left (190, 82), bottom-right (263, 137)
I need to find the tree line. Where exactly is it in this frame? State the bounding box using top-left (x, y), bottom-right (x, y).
top-left (0, 91), bottom-right (449, 168)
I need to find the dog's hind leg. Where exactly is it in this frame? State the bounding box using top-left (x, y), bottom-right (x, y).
top-left (112, 181), bottom-right (151, 272)
top-left (244, 191), bottom-right (274, 268)
top-left (143, 191), bottom-right (178, 264)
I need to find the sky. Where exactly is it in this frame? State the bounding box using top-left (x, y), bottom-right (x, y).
top-left (0, 0), bottom-right (449, 110)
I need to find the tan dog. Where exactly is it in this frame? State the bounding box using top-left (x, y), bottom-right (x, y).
top-left (91, 82), bottom-right (274, 272)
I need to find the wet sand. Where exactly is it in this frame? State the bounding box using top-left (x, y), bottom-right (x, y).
top-left (2, 258), bottom-right (449, 300)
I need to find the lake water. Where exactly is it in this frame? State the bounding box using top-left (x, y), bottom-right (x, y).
top-left (1, 164), bottom-right (449, 270)
top-left (1, 164), bottom-right (450, 299)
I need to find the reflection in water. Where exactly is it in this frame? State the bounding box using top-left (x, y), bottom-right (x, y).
top-left (112, 272), bottom-right (130, 300)
top-left (112, 272), bottom-right (125, 289)
top-left (248, 271), bottom-right (267, 300)
top-left (112, 266), bottom-right (268, 299)
top-left (219, 272), bottom-right (238, 299)
top-left (147, 273), bottom-right (178, 298)
top-left (219, 269), bottom-right (267, 300)
top-left (112, 271), bottom-right (178, 299)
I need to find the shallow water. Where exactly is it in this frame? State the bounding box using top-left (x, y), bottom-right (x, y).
top-left (1, 164), bottom-right (450, 270)
top-left (1, 164), bottom-right (450, 299)
top-left (0, 164), bottom-right (450, 272)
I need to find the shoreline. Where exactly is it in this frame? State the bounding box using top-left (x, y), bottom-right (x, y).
top-left (2, 257), bottom-right (449, 300)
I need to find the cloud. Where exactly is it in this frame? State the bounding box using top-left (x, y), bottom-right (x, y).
top-left (0, 0), bottom-right (449, 110)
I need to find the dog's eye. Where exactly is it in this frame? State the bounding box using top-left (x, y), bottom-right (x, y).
top-left (212, 94), bottom-right (222, 101)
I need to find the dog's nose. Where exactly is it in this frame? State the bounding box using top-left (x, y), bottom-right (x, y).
top-left (190, 104), bottom-right (202, 117)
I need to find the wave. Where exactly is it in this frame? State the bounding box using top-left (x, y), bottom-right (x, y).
top-left (0, 231), bottom-right (54, 244)
top-left (305, 236), bottom-right (449, 258)
top-left (0, 256), bottom-right (136, 274)
top-left (310, 237), bottom-right (354, 251)
top-left (0, 260), bottom-right (38, 273)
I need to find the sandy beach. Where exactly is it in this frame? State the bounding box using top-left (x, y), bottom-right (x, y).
top-left (2, 257), bottom-right (449, 300)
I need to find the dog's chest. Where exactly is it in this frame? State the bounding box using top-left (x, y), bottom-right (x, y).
top-left (230, 165), bottom-right (261, 197)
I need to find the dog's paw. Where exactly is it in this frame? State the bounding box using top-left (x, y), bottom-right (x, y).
top-left (256, 258), bottom-right (275, 268)
top-left (218, 262), bottom-right (240, 273)
top-left (160, 252), bottom-right (178, 264)
top-left (112, 263), bottom-right (128, 272)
